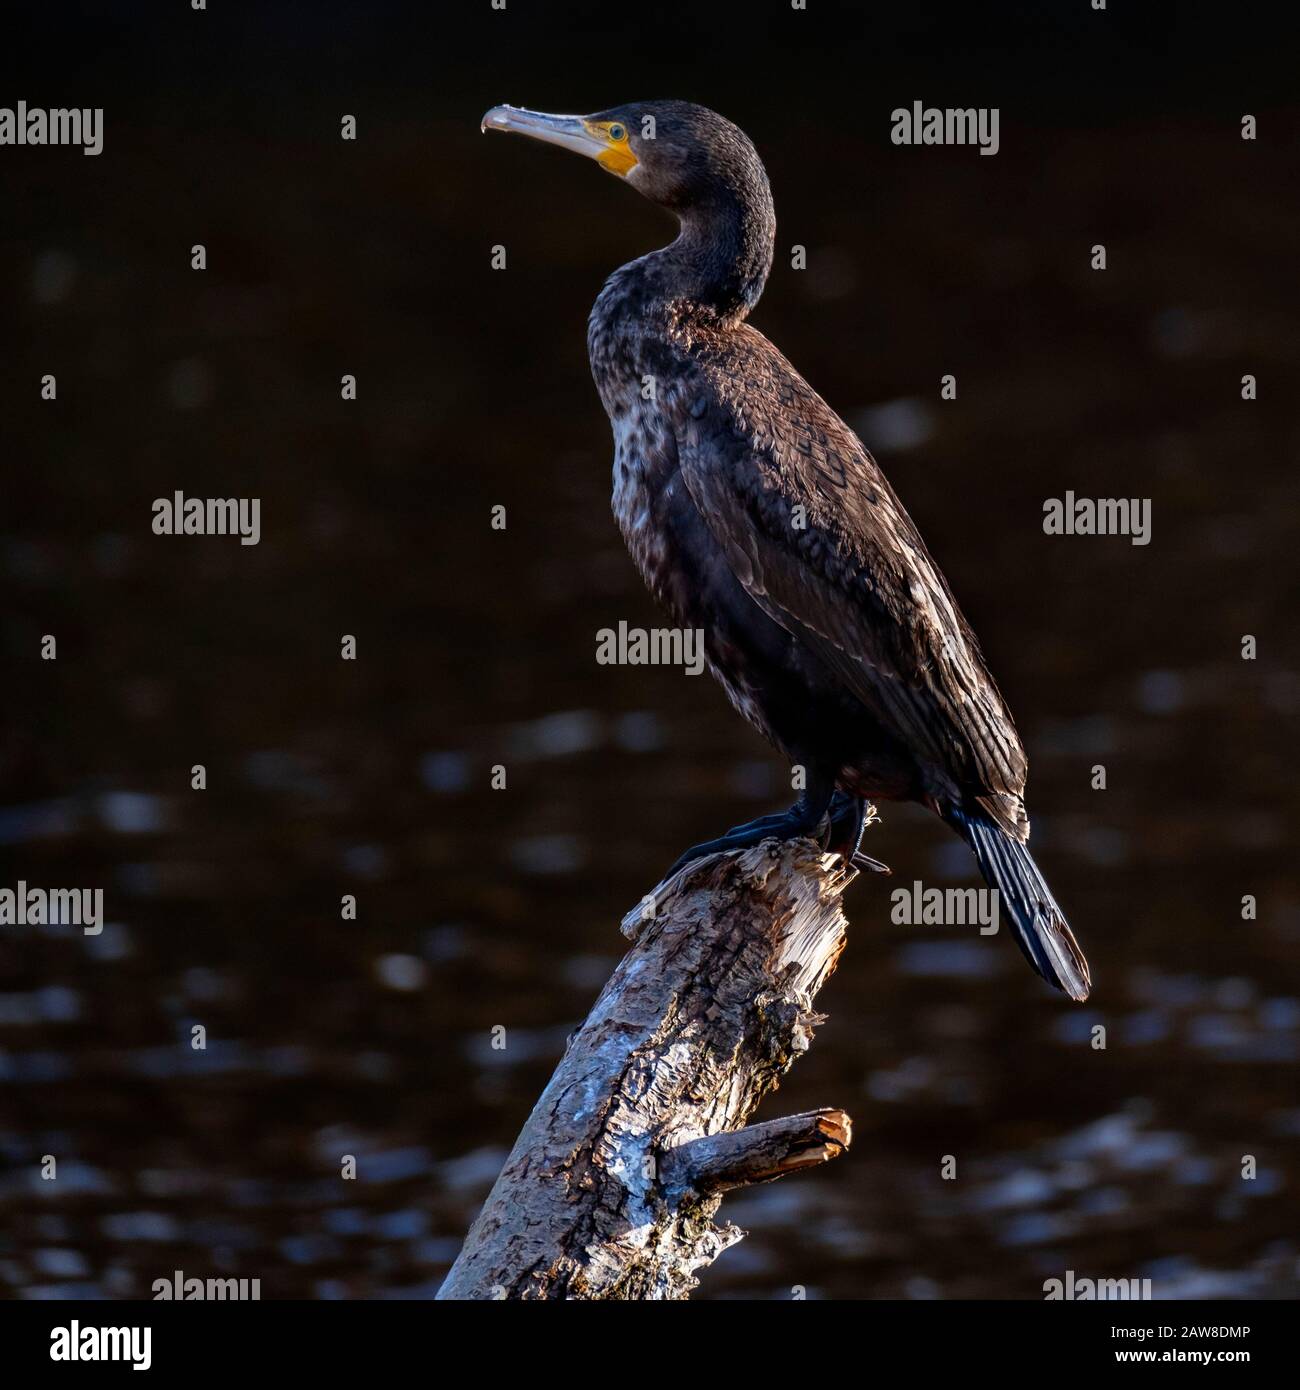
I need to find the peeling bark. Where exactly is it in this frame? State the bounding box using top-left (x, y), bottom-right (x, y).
top-left (437, 835), bottom-right (863, 1301)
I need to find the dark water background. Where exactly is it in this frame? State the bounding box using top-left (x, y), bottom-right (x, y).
top-left (2, 3), bottom-right (1298, 1298)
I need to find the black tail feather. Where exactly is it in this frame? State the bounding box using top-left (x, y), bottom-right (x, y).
top-left (948, 808), bottom-right (1091, 1001)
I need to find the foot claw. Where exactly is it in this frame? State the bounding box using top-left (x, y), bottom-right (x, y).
top-left (666, 790), bottom-right (834, 880)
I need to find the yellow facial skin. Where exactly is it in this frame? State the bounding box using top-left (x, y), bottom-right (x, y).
top-left (583, 119), bottom-right (638, 177)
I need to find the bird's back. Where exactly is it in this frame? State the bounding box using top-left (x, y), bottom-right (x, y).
top-left (663, 314), bottom-right (1032, 836)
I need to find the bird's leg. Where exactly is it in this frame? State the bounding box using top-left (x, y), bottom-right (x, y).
top-left (720, 809), bottom-right (795, 837)
top-left (666, 768), bottom-right (836, 878)
top-left (824, 792), bottom-right (891, 874)
top-left (824, 792), bottom-right (866, 858)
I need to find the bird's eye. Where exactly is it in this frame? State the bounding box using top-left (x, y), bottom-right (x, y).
top-left (609, 123), bottom-right (627, 141)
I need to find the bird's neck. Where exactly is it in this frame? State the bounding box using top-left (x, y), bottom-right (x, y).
top-left (605, 183), bottom-right (775, 329)
top-left (662, 188), bottom-right (775, 322)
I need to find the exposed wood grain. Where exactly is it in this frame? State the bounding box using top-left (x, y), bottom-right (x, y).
top-left (662, 1107), bottom-right (852, 1194)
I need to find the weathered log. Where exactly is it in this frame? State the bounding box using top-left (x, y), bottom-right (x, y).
top-left (437, 832), bottom-right (867, 1300)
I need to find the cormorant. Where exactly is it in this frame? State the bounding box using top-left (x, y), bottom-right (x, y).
top-left (482, 101), bottom-right (1091, 1001)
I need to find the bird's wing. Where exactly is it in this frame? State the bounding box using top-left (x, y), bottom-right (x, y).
top-left (667, 328), bottom-right (1028, 834)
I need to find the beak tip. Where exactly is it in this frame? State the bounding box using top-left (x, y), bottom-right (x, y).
top-left (481, 105), bottom-right (511, 135)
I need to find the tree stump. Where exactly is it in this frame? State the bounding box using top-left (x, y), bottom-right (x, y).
top-left (437, 834), bottom-right (865, 1300)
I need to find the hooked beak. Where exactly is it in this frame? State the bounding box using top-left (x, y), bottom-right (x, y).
top-left (481, 105), bottom-right (637, 177)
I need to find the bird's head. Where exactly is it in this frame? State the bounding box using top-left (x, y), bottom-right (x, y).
top-left (482, 100), bottom-right (775, 320)
top-left (480, 99), bottom-right (769, 217)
